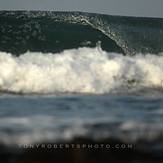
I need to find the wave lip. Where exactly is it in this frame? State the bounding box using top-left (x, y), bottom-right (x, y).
top-left (1, 47), bottom-right (163, 94)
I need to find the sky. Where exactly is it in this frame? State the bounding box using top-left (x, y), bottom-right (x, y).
top-left (0, 0), bottom-right (163, 18)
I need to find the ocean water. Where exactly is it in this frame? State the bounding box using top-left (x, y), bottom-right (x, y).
top-left (0, 11), bottom-right (163, 162)
top-left (1, 92), bottom-right (163, 146)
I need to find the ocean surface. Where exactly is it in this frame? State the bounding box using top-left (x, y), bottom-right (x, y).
top-left (0, 11), bottom-right (163, 162)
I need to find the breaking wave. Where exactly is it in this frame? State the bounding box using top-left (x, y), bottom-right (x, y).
top-left (1, 46), bottom-right (163, 94)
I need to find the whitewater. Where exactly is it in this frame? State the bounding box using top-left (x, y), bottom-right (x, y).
top-left (0, 46), bottom-right (163, 94)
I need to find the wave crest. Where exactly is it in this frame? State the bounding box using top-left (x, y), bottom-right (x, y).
top-left (1, 11), bottom-right (163, 55)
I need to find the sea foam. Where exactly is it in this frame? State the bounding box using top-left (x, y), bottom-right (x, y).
top-left (0, 47), bottom-right (163, 94)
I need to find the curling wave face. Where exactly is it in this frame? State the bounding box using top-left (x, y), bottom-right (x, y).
top-left (1, 47), bottom-right (163, 94)
top-left (1, 11), bottom-right (163, 55)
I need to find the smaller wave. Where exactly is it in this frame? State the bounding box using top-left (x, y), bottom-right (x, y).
top-left (0, 47), bottom-right (163, 94)
top-left (0, 115), bottom-right (163, 145)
